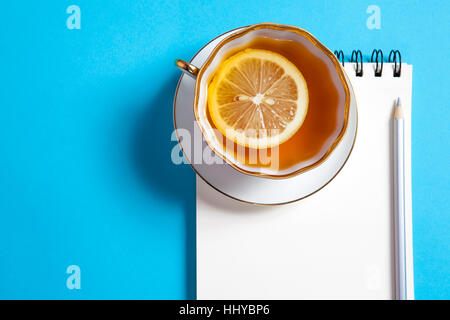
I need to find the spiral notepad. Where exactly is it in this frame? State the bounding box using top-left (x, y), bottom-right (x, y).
top-left (196, 50), bottom-right (414, 299)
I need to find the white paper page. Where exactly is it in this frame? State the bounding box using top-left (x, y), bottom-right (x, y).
top-left (196, 63), bottom-right (414, 299)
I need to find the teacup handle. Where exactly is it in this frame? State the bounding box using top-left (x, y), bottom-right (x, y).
top-left (175, 59), bottom-right (199, 79)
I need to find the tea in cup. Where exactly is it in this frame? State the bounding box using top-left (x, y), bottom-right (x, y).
top-left (176, 23), bottom-right (350, 178)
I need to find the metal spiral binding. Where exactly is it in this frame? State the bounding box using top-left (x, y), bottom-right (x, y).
top-left (389, 50), bottom-right (402, 77)
top-left (371, 49), bottom-right (383, 77)
top-left (351, 50), bottom-right (363, 77)
top-left (333, 50), bottom-right (345, 66)
top-left (334, 50), bottom-right (402, 77)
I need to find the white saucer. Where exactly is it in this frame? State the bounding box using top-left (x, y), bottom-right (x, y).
top-left (174, 29), bottom-right (358, 205)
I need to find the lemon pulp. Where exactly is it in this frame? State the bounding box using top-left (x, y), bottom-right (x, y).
top-left (207, 48), bottom-right (309, 149)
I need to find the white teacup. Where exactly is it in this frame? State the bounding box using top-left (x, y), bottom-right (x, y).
top-left (176, 23), bottom-right (351, 179)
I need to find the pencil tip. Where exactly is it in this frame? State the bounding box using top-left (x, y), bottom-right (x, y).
top-left (394, 98), bottom-right (404, 119)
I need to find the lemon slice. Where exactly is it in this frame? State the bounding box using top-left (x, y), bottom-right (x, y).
top-left (207, 48), bottom-right (308, 149)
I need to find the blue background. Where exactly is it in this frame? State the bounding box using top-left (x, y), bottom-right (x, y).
top-left (0, 0), bottom-right (448, 299)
